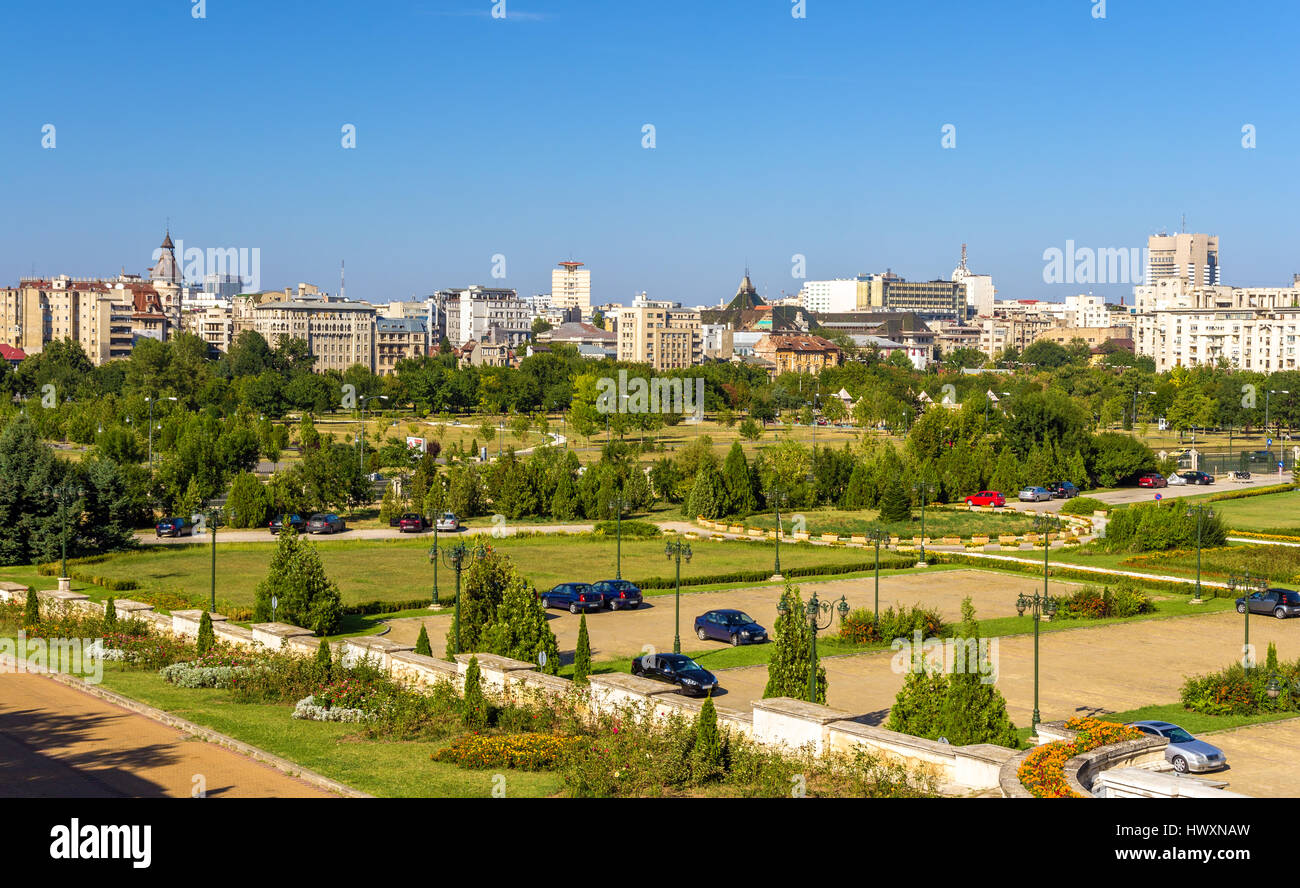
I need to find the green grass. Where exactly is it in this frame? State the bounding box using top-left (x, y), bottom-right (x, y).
top-left (1095, 702), bottom-right (1300, 737)
top-left (1202, 488), bottom-right (1300, 534)
top-left (10, 535), bottom-right (903, 610)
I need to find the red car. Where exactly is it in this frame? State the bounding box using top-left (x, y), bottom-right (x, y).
top-left (397, 512), bottom-right (429, 533)
top-left (1137, 473), bottom-right (1168, 489)
top-left (965, 491), bottom-right (1006, 507)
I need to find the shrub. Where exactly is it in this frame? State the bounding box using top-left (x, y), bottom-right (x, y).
top-left (1103, 502), bottom-right (1228, 553)
top-left (314, 638), bottom-right (333, 681)
top-left (593, 520), bottom-right (660, 538)
top-left (415, 624), bottom-right (432, 657)
top-left (24, 589), bottom-right (39, 630)
top-left (1180, 660), bottom-right (1300, 716)
top-left (462, 656), bottom-right (489, 729)
top-left (1060, 496), bottom-right (1109, 516)
top-left (573, 615), bottom-right (591, 686)
top-left (103, 597), bottom-right (117, 629)
top-left (839, 604), bottom-right (944, 645)
top-left (691, 696), bottom-right (727, 783)
top-left (196, 611), bottom-right (215, 657)
top-left (252, 528), bottom-right (344, 636)
top-left (160, 654), bottom-right (259, 689)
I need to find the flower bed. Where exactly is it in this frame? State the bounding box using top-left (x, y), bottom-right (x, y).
top-left (161, 651), bottom-right (263, 689)
top-left (432, 733), bottom-right (583, 771)
top-left (1017, 718), bottom-right (1142, 798)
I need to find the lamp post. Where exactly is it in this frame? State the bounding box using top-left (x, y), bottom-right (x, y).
top-left (429, 518), bottom-right (440, 606)
top-left (1265, 390), bottom-right (1290, 443)
top-left (665, 539), bottom-right (692, 654)
top-left (1032, 513), bottom-right (1061, 602)
top-left (1229, 572), bottom-right (1267, 669)
top-left (434, 541), bottom-right (484, 656)
top-left (866, 527), bottom-right (887, 619)
top-left (45, 483), bottom-right (85, 588)
top-left (767, 483), bottom-right (787, 581)
top-left (359, 394), bottom-right (389, 473)
top-left (146, 395), bottom-right (177, 477)
top-left (777, 590), bottom-right (849, 703)
top-left (1015, 588), bottom-right (1059, 733)
top-left (1187, 504), bottom-right (1214, 603)
top-left (984, 390), bottom-right (1010, 424)
top-left (608, 490), bottom-right (626, 579)
top-left (206, 504), bottom-right (222, 611)
top-left (1131, 389), bottom-right (1156, 431)
top-left (913, 479), bottom-right (933, 567)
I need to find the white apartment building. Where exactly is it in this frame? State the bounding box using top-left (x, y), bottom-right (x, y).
top-left (798, 279), bottom-right (858, 314)
top-left (443, 286), bottom-right (531, 348)
top-left (1064, 293), bottom-right (1114, 329)
top-left (551, 261), bottom-right (591, 314)
top-left (1131, 278), bottom-right (1300, 373)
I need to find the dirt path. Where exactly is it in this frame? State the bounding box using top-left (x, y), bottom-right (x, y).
top-left (384, 569), bottom-right (1093, 663)
top-left (1202, 717), bottom-right (1300, 797)
top-left (0, 673), bottom-right (331, 798)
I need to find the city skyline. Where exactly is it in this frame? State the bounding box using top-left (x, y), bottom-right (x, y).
top-left (4, 1), bottom-right (1299, 305)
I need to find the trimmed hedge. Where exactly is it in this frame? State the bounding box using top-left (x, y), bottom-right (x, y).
top-left (592, 520), bottom-right (662, 539)
top-left (1207, 482), bottom-right (1298, 503)
top-left (1059, 497), bottom-right (1109, 516)
top-left (931, 551), bottom-right (1207, 597)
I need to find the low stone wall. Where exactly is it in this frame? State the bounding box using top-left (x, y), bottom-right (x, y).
top-left (694, 513), bottom-right (1092, 549)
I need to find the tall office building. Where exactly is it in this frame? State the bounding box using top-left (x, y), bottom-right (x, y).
top-left (798, 279), bottom-right (858, 314)
top-left (952, 244), bottom-right (995, 316)
top-left (551, 261), bottom-right (591, 314)
top-left (1146, 233), bottom-right (1220, 287)
top-left (858, 272), bottom-right (968, 321)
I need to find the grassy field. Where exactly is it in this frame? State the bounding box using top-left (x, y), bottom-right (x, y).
top-left (14, 534), bottom-right (898, 610)
top-left (745, 507), bottom-right (1039, 538)
top-left (1202, 488), bottom-right (1300, 534)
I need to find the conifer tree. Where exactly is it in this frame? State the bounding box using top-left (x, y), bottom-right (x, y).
top-left (462, 655), bottom-right (490, 729)
top-left (878, 477), bottom-right (912, 523)
top-left (763, 584), bottom-right (826, 703)
top-left (196, 611), bottom-right (215, 657)
top-left (691, 695), bottom-right (726, 782)
top-left (314, 638), bottom-right (333, 681)
top-left (573, 614), bottom-right (592, 686)
top-left (103, 597), bottom-right (117, 630)
top-left (415, 624), bottom-right (432, 656)
top-left (24, 588), bottom-right (39, 630)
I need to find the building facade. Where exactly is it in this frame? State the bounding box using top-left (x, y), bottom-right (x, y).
top-left (551, 261), bottom-right (591, 315)
top-left (1146, 233), bottom-right (1220, 288)
top-left (250, 300), bottom-right (376, 373)
top-left (616, 300), bottom-right (703, 370)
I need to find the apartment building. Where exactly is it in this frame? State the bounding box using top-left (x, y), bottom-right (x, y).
top-left (1, 277), bottom-right (135, 365)
top-left (977, 313), bottom-right (1054, 359)
top-left (551, 261), bottom-right (591, 315)
top-left (1147, 233), bottom-right (1220, 287)
top-left (798, 279), bottom-right (858, 314)
top-left (375, 316), bottom-right (428, 376)
top-left (442, 286), bottom-right (531, 348)
top-left (184, 304), bottom-right (235, 353)
top-left (752, 333), bottom-right (843, 378)
top-left (250, 300), bottom-right (376, 373)
top-left (1131, 278), bottom-right (1300, 372)
top-left (616, 300), bottom-right (702, 370)
top-left (1034, 325), bottom-right (1134, 352)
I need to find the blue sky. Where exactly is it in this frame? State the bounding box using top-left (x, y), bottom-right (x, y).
top-left (2, 0), bottom-right (1297, 307)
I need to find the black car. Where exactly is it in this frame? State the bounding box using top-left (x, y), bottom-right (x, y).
top-left (631, 653), bottom-right (718, 697)
top-left (592, 579), bottom-right (642, 611)
top-left (269, 514), bottom-right (305, 535)
top-left (1177, 471), bottom-right (1215, 485)
top-left (694, 609), bottom-right (768, 646)
top-left (1248, 450), bottom-right (1277, 465)
top-left (1045, 481), bottom-right (1079, 499)
top-left (1236, 588), bottom-right (1300, 620)
top-left (155, 517), bottom-right (193, 538)
top-left (539, 582), bottom-right (604, 614)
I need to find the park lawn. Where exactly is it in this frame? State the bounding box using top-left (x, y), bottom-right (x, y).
top-left (1098, 703), bottom-right (1300, 737)
top-left (1203, 488), bottom-right (1300, 534)
top-left (87, 665), bottom-right (562, 798)
top-left (744, 507), bottom-right (1039, 538)
top-left (37, 535), bottom-right (902, 611)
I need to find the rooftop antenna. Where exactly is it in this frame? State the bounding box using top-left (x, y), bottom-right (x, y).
top-left (1181, 214), bottom-right (1186, 234)
top-left (340, 260), bottom-right (345, 300)
top-left (960, 242), bottom-right (968, 271)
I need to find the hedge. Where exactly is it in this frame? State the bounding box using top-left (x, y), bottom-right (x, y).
top-left (931, 552), bottom-right (1210, 597)
top-left (1207, 482), bottom-right (1299, 503)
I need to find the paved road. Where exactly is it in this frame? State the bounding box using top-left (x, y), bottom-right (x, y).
top-left (385, 569), bottom-right (1092, 665)
top-left (1201, 717), bottom-right (1300, 798)
top-left (0, 672), bottom-right (331, 798)
top-left (1010, 472), bottom-right (1293, 513)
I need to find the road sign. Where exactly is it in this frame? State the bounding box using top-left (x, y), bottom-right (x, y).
top-left (1154, 493), bottom-right (1163, 502)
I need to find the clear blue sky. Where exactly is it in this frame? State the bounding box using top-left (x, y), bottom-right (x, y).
top-left (3, 0), bottom-right (1297, 307)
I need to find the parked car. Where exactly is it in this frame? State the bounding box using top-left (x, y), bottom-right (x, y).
top-left (1177, 471), bottom-right (1215, 485)
top-left (539, 582), bottom-right (603, 614)
top-left (694, 609), bottom-right (768, 646)
top-left (1137, 472), bottom-right (1168, 489)
top-left (965, 490), bottom-right (1006, 508)
top-left (591, 579), bottom-right (642, 611)
top-left (1247, 450), bottom-right (1276, 464)
top-left (631, 652), bottom-right (719, 697)
top-left (1235, 588), bottom-right (1300, 620)
top-left (1018, 486), bottom-right (1052, 502)
top-left (155, 517), bottom-right (193, 538)
top-left (269, 514), bottom-right (305, 535)
top-left (1127, 721), bottom-right (1227, 774)
top-left (434, 512), bottom-right (459, 532)
top-left (398, 512), bottom-right (428, 533)
top-left (307, 513), bottom-right (347, 534)
top-left (1045, 481), bottom-right (1079, 499)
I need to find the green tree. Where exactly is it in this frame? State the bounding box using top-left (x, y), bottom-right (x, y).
top-left (573, 614), bottom-right (592, 686)
top-left (103, 597), bottom-right (117, 629)
top-left (226, 471), bottom-right (272, 528)
top-left (252, 528), bottom-right (344, 635)
top-left (415, 624), bottom-right (432, 657)
top-left (720, 442), bottom-right (758, 516)
top-left (196, 611), bottom-right (215, 656)
top-left (878, 477), bottom-right (912, 523)
top-left (24, 588), bottom-right (39, 630)
top-left (763, 584), bottom-right (826, 703)
top-left (691, 695), bottom-right (726, 783)
top-left (462, 655), bottom-right (490, 729)
top-left (686, 465), bottom-right (727, 520)
top-left (478, 566), bottom-right (561, 675)
top-left (885, 665), bottom-right (949, 737)
top-left (314, 638), bottom-right (333, 681)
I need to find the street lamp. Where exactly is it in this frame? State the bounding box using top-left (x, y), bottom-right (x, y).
top-left (206, 503), bottom-right (222, 612)
top-left (1015, 587), bottom-right (1059, 732)
top-left (665, 539), bottom-right (693, 654)
top-left (608, 490), bottom-right (627, 579)
top-left (1229, 572), bottom-right (1268, 669)
top-left (146, 396), bottom-right (177, 476)
top-left (1187, 504), bottom-right (1214, 603)
top-left (1265, 390), bottom-right (1290, 443)
top-left (433, 541), bottom-right (485, 656)
top-left (777, 590), bottom-right (850, 703)
top-left (766, 483), bottom-right (788, 581)
top-left (866, 526), bottom-right (888, 619)
top-left (359, 394), bottom-right (389, 473)
top-left (913, 479), bottom-right (933, 566)
top-left (1131, 389), bottom-right (1156, 430)
top-left (45, 483), bottom-right (85, 587)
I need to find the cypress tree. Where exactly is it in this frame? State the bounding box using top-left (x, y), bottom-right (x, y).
top-left (878, 477), bottom-right (912, 523)
top-left (462, 655), bottom-right (489, 729)
top-left (763, 584), bottom-right (826, 703)
top-left (573, 614), bottom-right (591, 686)
top-left (691, 695), bottom-right (726, 783)
top-left (196, 611), bottom-right (215, 657)
top-left (24, 588), bottom-right (39, 630)
top-left (314, 638), bottom-right (333, 680)
top-left (840, 461), bottom-right (874, 510)
top-left (415, 624), bottom-right (432, 656)
top-left (720, 442), bottom-right (757, 516)
top-left (103, 596), bottom-right (117, 630)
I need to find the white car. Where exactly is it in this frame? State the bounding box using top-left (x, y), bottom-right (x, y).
top-left (1018, 486), bottom-right (1052, 502)
top-left (435, 512), bottom-right (459, 532)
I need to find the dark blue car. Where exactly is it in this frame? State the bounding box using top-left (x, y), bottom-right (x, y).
top-left (592, 579), bottom-right (643, 611)
top-left (694, 609), bottom-right (768, 646)
top-left (631, 653), bottom-right (718, 697)
top-left (540, 583), bottom-right (603, 614)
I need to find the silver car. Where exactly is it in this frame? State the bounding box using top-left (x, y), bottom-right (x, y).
top-left (1018, 486), bottom-right (1052, 502)
top-left (435, 512), bottom-right (459, 532)
top-left (1128, 720), bottom-right (1227, 774)
top-left (307, 513), bottom-right (347, 534)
